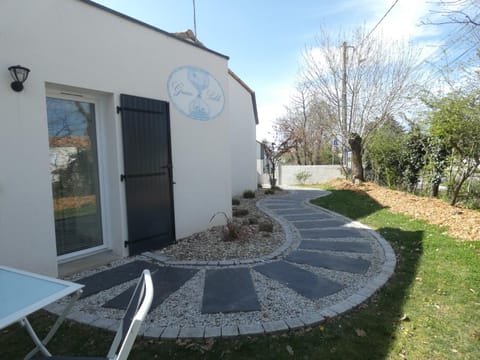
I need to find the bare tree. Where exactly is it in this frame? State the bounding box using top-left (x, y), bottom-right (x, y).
top-left (275, 84), bottom-right (335, 165)
top-left (301, 27), bottom-right (419, 181)
top-left (423, 1), bottom-right (480, 29)
top-left (262, 137), bottom-right (295, 188)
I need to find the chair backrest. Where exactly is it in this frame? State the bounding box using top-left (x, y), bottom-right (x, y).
top-left (107, 269), bottom-right (154, 360)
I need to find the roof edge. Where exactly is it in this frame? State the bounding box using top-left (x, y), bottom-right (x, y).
top-left (78, 0), bottom-right (229, 60)
top-left (228, 70), bottom-right (259, 124)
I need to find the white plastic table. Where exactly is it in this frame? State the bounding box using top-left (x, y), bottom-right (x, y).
top-left (0, 265), bottom-right (83, 359)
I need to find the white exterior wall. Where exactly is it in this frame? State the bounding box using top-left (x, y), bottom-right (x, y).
top-left (0, 0), bottom-right (231, 276)
top-left (278, 165), bottom-right (343, 185)
top-left (229, 75), bottom-right (257, 196)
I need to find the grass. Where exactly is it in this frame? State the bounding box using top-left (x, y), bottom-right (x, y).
top-left (2, 187), bottom-right (479, 359)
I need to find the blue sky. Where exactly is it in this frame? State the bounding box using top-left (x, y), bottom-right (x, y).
top-left (91, 0), bottom-right (472, 140)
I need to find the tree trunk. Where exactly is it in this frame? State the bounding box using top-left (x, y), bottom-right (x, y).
top-left (349, 133), bottom-right (364, 182)
top-left (450, 175), bottom-right (467, 206)
top-left (431, 183), bottom-right (439, 197)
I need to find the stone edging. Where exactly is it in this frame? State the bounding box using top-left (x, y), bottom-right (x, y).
top-left (46, 189), bottom-right (397, 340)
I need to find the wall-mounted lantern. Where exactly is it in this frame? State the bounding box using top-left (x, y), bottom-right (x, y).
top-left (8, 65), bottom-right (30, 92)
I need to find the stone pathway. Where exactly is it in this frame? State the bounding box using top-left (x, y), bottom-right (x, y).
top-left (49, 189), bottom-right (396, 340)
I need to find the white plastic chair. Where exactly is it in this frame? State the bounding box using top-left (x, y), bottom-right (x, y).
top-left (37, 269), bottom-right (154, 360)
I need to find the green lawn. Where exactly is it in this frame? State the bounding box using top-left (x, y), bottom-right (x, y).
top-left (2, 187), bottom-right (479, 359)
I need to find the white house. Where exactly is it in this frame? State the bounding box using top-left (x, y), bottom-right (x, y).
top-left (0, 0), bottom-right (258, 276)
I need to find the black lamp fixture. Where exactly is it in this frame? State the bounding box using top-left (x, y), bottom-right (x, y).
top-left (8, 65), bottom-right (30, 92)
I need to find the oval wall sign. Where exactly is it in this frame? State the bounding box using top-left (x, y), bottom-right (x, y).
top-left (167, 66), bottom-right (225, 121)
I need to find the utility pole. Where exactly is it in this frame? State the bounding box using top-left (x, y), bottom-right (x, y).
top-left (341, 41), bottom-right (348, 168)
top-left (193, 0), bottom-right (198, 39)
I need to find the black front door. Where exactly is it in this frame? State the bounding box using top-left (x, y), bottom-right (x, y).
top-left (119, 94), bottom-right (175, 255)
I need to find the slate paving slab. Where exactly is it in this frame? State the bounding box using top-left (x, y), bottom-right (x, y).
top-left (293, 219), bottom-right (348, 229)
top-left (286, 251), bottom-right (371, 274)
top-left (103, 266), bottom-right (198, 310)
top-left (300, 240), bottom-right (372, 254)
top-left (202, 268), bottom-right (260, 314)
top-left (253, 261), bottom-right (343, 300)
top-left (273, 209), bottom-right (318, 216)
top-left (77, 260), bottom-right (159, 298)
top-left (282, 213), bottom-right (332, 221)
top-left (299, 228), bottom-right (363, 239)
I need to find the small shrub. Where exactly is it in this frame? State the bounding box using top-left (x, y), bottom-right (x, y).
top-left (295, 170), bottom-right (312, 184)
top-left (209, 211), bottom-right (241, 242)
top-left (232, 208), bottom-right (249, 217)
top-left (232, 198), bottom-right (240, 206)
top-left (243, 190), bottom-right (255, 199)
top-left (248, 216), bottom-right (259, 225)
top-left (264, 188), bottom-right (275, 195)
top-left (258, 221), bottom-right (274, 233)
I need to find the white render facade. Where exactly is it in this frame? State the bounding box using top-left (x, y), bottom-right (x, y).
top-left (0, 0), bottom-right (257, 276)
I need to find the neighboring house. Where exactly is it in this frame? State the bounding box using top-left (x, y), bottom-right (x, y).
top-left (256, 141), bottom-right (270, 186)
top-left (229, 70), bottom-right (258, 196)
top-left (0, 0), bottom-right (257, 276)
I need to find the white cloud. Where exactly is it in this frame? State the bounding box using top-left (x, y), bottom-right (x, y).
top-left (366, 0), bottom-right (439, 41)
top-left (255, 81), bottom-right (296, 141)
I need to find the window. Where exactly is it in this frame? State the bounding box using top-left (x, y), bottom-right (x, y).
top-left (46, 96), bottom-right (103, 256)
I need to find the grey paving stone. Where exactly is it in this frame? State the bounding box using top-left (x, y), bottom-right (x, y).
top-left (284, 318), bottom-right (305, 330)
top-left (328, 300), bottom-right (355, 315)
top-left (144, 252), bottom-right (169, 262)
top-left (221, 325), bottom-right (239, 338)
top-left (104, 266), bottom-right (198, 311)
top-left (356, 286), bottom-right (377, 299)
top-left (293, 219), bottom-right (347, 229)
top-left (346, 293), bottom-right (367, 306)
top-left (90, 317), bottom-right (118, 330)
top-left (77, 260), bottom-right (159, 298)
top-left (264, 204), bottom-right (298, 210)
top-left (67, 311), bottom-right (98, 325)
top-left (218, 260), bottom-right (235, 266)
top-left (283, 213), bottom-right (332, 222)
top-left (161, 326), bottom-right (180, 340)
top-left (299, 228), bottom-right (363, 239)
top-left (275, 209), bottom-right (318, 216)
top-left (262, 320), bottom-right (289, 333)
top-left (286, 250), bottom-right (371, 274)
top-left (299, 313), bottom-right (325, 326)
top-left (320, 308), bottom-right (338, 318)
top-left (254, 261), bottom-right (343, 299)
top-left (179, 327), bottom-right (205, 339)
top-left (43, 303), bottom-right (65, 315)
top-left (204, 326), bottom-right (222, 338)
top-left (299, 240), bottom-right (372, 254)
top-left (238, 323), bottom-right (265, 335)
top-left (202, 268), bottom-right (261, 313)
top-left (144, 326), bottom-right (165, 339)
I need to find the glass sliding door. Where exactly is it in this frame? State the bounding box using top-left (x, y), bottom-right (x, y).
top-left (47, 97), bottom-right (103, 256)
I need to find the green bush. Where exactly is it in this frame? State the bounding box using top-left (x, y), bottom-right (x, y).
top-left (243, 190), bottom-right (255, 199)
top-left (232, 198), bottom-right (240, 206)
top-left (232, 208), bottom-right (249, 217)
top-left (258, 221), bottom-right (274, 232)
top-left (295, 170), bottom-right (312, 184)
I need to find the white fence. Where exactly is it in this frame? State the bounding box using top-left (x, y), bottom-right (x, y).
top-left (278, 165), bottom-right (343, 185)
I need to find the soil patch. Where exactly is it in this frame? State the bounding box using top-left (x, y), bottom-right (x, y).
top-left (329, 180), bottom-right (480, 241)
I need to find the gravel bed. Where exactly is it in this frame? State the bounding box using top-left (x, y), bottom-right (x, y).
top-left (53, 188), bottom-right (394, 335)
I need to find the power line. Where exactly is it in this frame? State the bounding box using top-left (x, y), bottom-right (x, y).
top-left (365, 0), bottom-right (400, 40)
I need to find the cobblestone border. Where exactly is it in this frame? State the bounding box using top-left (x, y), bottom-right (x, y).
top-left (47, 188), bottom-right (396, 340)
